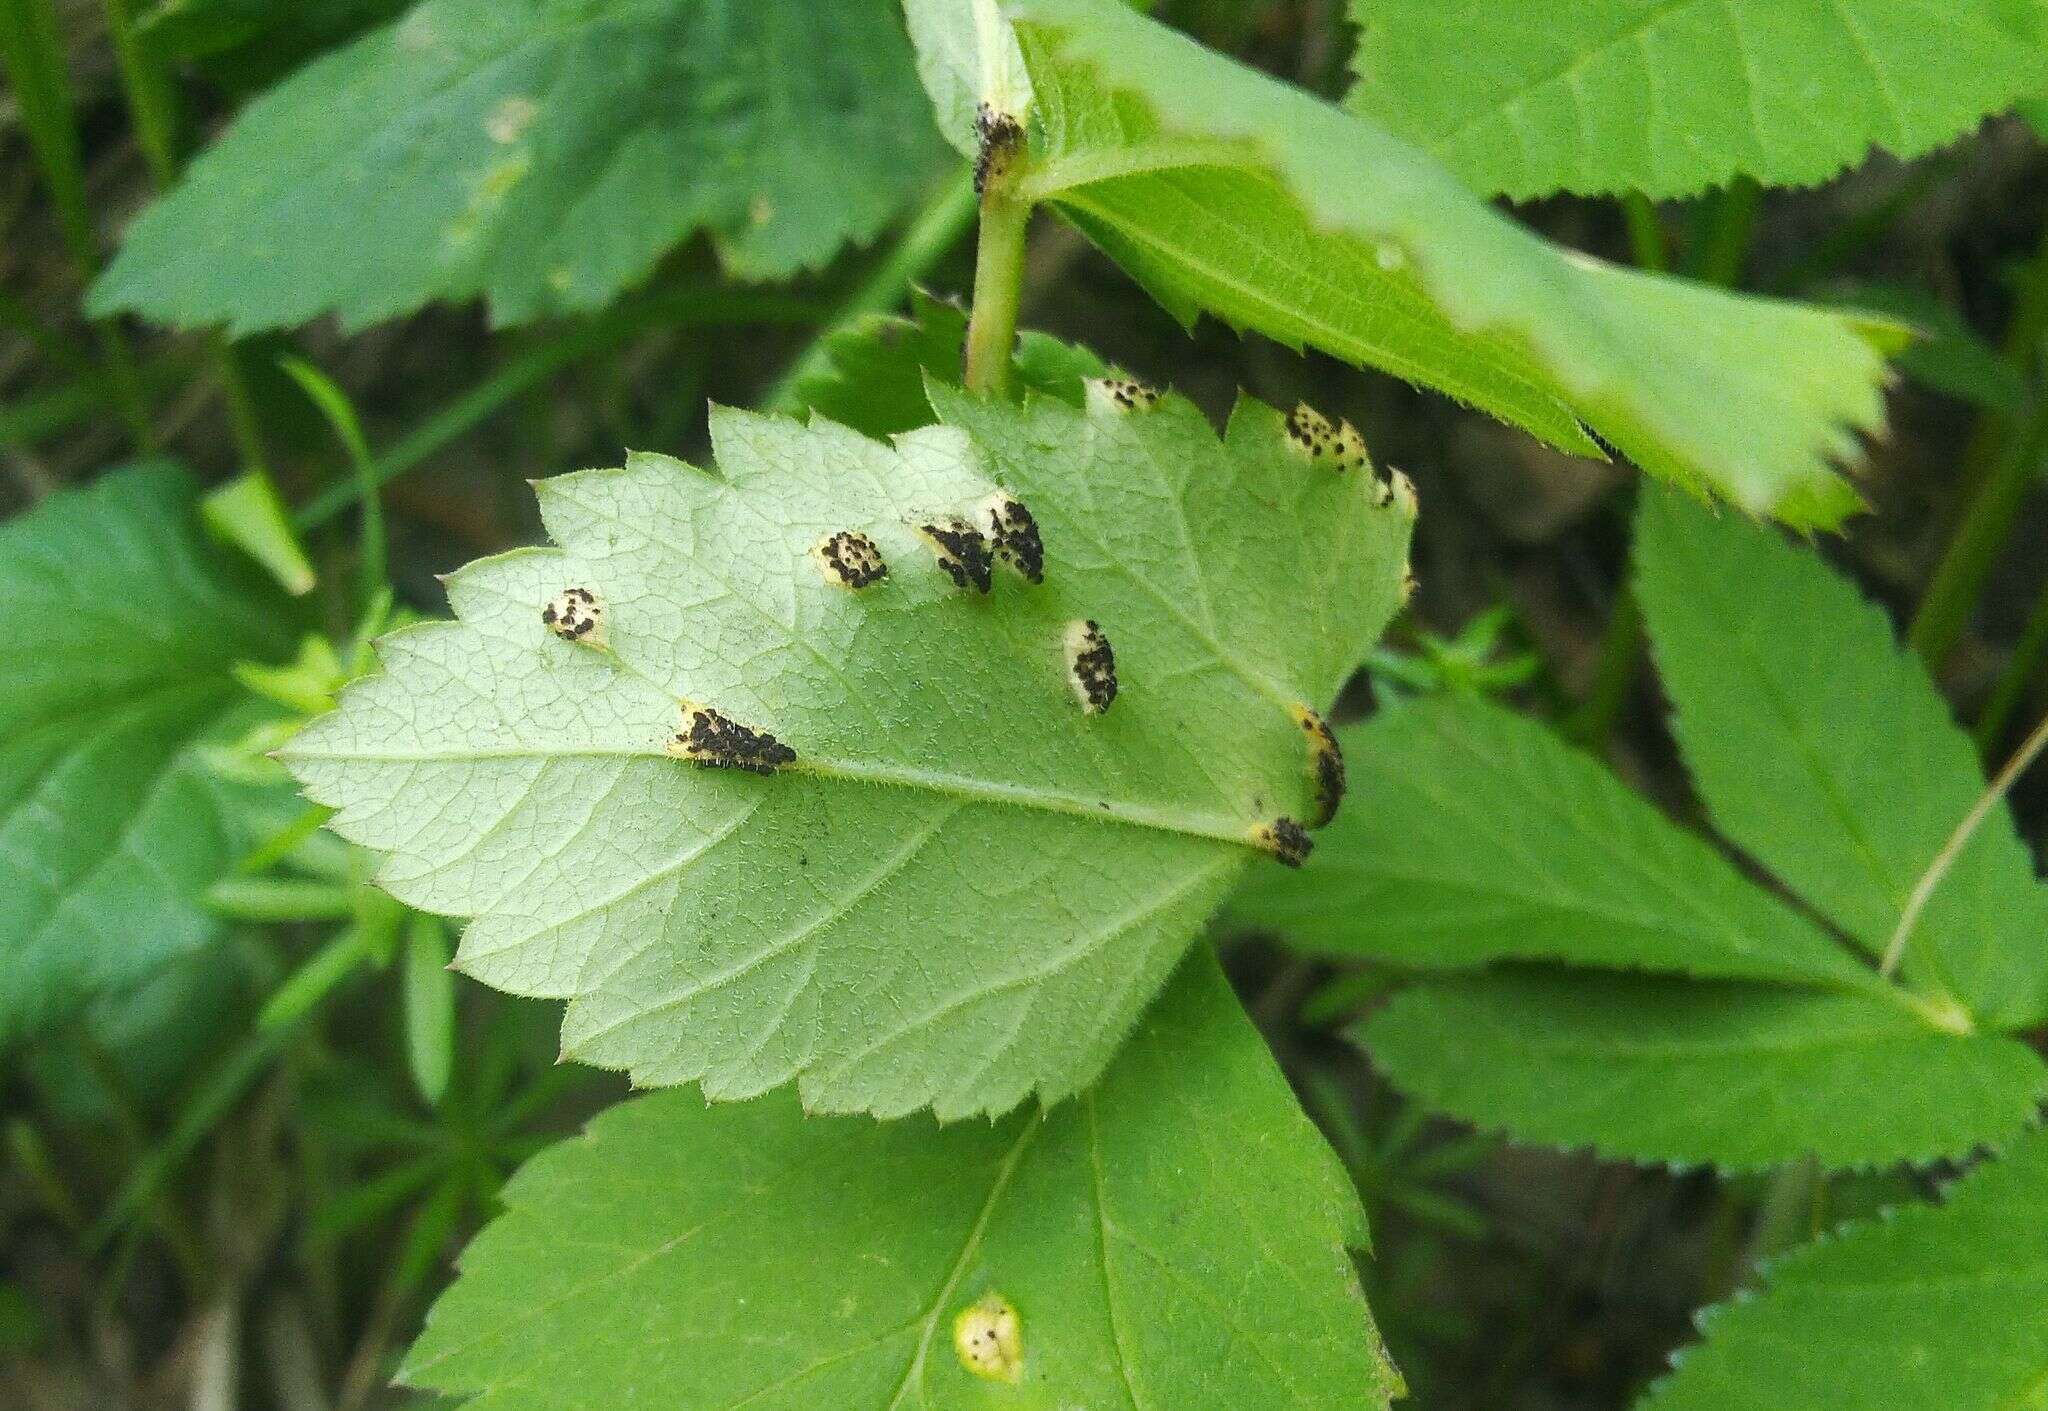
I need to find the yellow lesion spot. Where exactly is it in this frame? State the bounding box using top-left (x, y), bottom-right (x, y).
top-left (486, 95), bottom-right (538, 145)
top-left (952, 1293), bottom-right (1023, 1383)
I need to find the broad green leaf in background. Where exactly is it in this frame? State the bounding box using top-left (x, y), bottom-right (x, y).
top-left (791, 290), bottom-right (1106, 440)
top-left (401, 952), bottom-right (1402, 1410)
top-left (1344, 0), bottom-right (2048, 201)
top-left (1228, 490), bottom-right (2048, 1168)
top-left (1226, 698), bottom-right (1882, 991)
top-left (1636, 486), bottom-right (2048, 1030)
top-left (986, 0), bottom-right (1901, 527)
top-left (90, 0), bottom-right (947, 334)
top-left (0, 464), bottom-right (298, 1046)
top-left (1362, 972), bottom-right (2045, 1171)
top-left (283, 384), bottom-right (1413, 1119)
top-left (1228, 698), bottom-right (2048, 1170)
top-left (1641, 1127), bottom-right (2048, 1409)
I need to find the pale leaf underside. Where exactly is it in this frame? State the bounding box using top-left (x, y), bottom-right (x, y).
top-left (284, 390), bottom-right (1411, 1119)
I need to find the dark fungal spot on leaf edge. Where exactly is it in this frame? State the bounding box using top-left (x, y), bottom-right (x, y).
top-left (973, 103), bottom-right (1024, 195)
top-left (1291, 704), bottom-right (1345, 827)
top-left (1252, 816), bottom-right (1313, 867)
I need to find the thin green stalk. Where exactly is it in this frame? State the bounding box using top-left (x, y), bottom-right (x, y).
top-left (98, 0), bottom-right (180, 184)
top-left (1686, 176), bottom-right (1761, 286)
top-left (964, 123), bottom-right (1032, 397)
top-left (281, 356), bottom-right (386, 610)
top-left (1565, 583), bottom-right (1642, 747)
top-left (101, 0), bottom-right (276, 476)
top-left (1907, 399), bottom-right (2048, 669)
top-left (1908, 223), bottom-right (2048, 669)
top-left (1881, 708), bottom-right (2048, 980)
top-left (294, 288), bottom-right (818, 529)
top-left (0, 0), bottom-right (153, 448)
top-left (1620, 192), bottom-right (1667, 273)
top-left (761, 165), bottom-right (978, 412)
top-left (1975, 573), bottom-right (2048, 749)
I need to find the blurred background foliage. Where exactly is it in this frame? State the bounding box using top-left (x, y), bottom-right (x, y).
top-left (2, 0), bottom-right (2046, 1407)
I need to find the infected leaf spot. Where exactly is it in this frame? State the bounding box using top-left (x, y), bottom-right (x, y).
top-left (1085, 376), bottom-right (1161, 414)
top-left (1064, 619), bottom-right (1118, 715)
top-left (978, 494), bottom-right (1044, 584)
top-left (486, 95), bottom-right (537, 145)
top-left (667, 705), bottom-right (795, 776)
top-left (1252, 816), bottom-right (1313, 868)
top-left (1401, 566), bottom-right (1420, 605)
top-left (952, 1293), bottom-right (1023, 1383)
top-left (916, 516), bottom-right (993, 594)
top-left (811, 530), bottom-right (887, 590)
top-left (1291, 704), bottom-right (1346, 828)
top-left (540, 586), bottom-right (606, 649)
top-left (1284, 402), bottom-right (1373, 475)
top-left (973, 103), bottom-right (1025, 195)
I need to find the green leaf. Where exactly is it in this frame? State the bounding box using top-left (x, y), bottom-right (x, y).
top-left (1226, 697), bottom-right (1882, 993)
top-left (1820, 283), bottom-right (2029, 416)
top-left (1360, 972), bottom-right (2047, 1171)
top-left (90, 0), bottom-right (947, 334)
top-left (401, 951), bottom-right (1402, 1410)
top-left (1635, 485), bottom-right (2048, 1030)
top-left (1641, 1127), bottom-right (2048, 1408)
top-left (0, 463), bottom-right (297, 1046)
top-left (282, 387), bottom-right (1413, 1118)
top-left (998, 0), bottom-right (1901, 527)
top-left (1345, 0), bottom-right (2048, 202)
top-left (790, 290), bottom-right (1106, 440)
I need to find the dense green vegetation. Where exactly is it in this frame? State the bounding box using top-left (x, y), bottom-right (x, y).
top-left (4, 1), bottom-right (2046, 1406)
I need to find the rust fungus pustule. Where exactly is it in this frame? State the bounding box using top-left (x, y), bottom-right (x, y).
top-left (811, 530), bottom-right (887, 590)
top-left (1284, 402), bottom-right (1372, 475)
top-left (1063, 618), bottom-right (1118, 715)
top-left (952, 1293), bottom-right (1023, 1383)
top-left (916, 515), bottom-right (994, 594)
top-left (667, 705), bottom-right (795, 776)
top-left (1086, 375), bottom-right (1161, 414)
top-left (978, 493), bottom-right (1044, 584)
top-left (973, 103), bottom-right (1024, 195)
top-left (541, 586), bottom-right (606, 649)
top-left (1253, 816), bottom-right (1314, 868)
top-left (1292, 704), bottom-right (1346, 828)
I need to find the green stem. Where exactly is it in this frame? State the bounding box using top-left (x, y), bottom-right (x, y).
top-left (1908, 223), bottom-right (2048, 669)
top-left (761, 166), bottom-right (978, 412)
top-left (99, 0), bottom-right (180, 185)
top-left (1686, 176), bottom-right (1761, 286)
top-left (1620, 192), bottom-right (1667, 272)
top-left (294, 288), bottom-right (817, 529)
top-left (1907, 400), bottom-right (2048, 669)
top-left (964, 137), bottom-right (1031, 397)
top-left (1975, 571), bottom-right (2048, 749)
top-left (1565, 583), bottom-right (1642, 747)
top-left (0, 0), bottom-right (153, 449)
